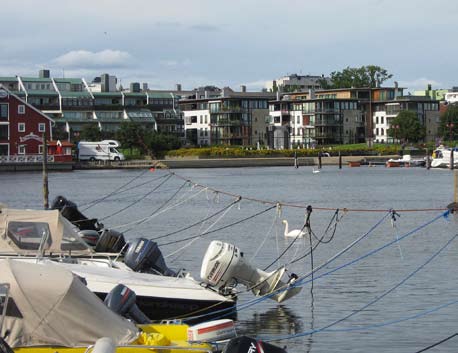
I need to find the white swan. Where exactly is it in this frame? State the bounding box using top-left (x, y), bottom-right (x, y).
top-left (282, 220), bottom-right (305, 238)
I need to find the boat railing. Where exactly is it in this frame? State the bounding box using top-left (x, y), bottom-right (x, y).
top-left (0, 283), bottom-right (10, 334)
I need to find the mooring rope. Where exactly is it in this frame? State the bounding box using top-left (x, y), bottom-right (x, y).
top-left (99, 173), bottom-right (173, 221)
top-left (183, 210), bottom-right (446, 323)
top-left (158, 204), bottom-right (276, 246)
top-left (79, 170), bottom-right (165, 210)
top-left (122, 179), bottom-right (189, 233)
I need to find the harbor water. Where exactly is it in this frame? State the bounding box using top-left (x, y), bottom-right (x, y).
top-left (1, 166), bottom-right (458, 352)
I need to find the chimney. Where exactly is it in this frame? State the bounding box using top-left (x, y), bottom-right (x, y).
top-left (394, 81), bottom-right (399, 98)
top-left (276, 91), bottom-right (280, 101)
top-left (427, 83), bottom-right (432, 91)
top-left (39, 69), bottom-right (50, 78)
top-left (204, 90), bottom-right (209, 99)
top-left (176, 83), bottom-right (182, 91)
top-left (240, 85), bottom-right (246, 93)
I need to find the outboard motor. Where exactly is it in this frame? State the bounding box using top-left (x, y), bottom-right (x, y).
top-left (104, 284), bottom-right (151, 324)
top-left (223, 336), bottom-right (287, 353)
top-left (124, 238), bottom-right (176, 276)
top-left (78, 229), bottom-right (100, 247)
top-left (51, 195), bottom-right (102, 231)
top-left (95, 229), bottom-right (126, 253)
top-left (201, 241), bottom-right (302, 303)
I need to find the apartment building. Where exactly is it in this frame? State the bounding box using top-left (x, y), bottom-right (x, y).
top-left (179, 87), bottom-right (275, 146)
top-left (266, 74), bottom-right (330, 93)
top-left (0, 71), bottom-right (187, 141)
top-left (268, 95), bottom-right (363, 149)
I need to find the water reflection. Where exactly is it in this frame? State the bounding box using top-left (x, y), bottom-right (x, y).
top-left (237, 305), bottom-right (303, 337)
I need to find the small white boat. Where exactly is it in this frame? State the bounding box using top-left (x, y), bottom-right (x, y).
top-left (431, 146), bottom-right (458, 168)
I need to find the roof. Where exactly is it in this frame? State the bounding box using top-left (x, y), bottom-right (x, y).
top-left (53, 78), bottom-right (84, 84)
top-left (0, 259), bottom-right (138, 348)
top-left (0, 85), bottom-right (55, 124)
top-left (60, 91), bottom-right (93, 98)
top-left (19, 77), bottom-right (53, 83)
top-left (0, 77), bottom-right (19, 82)
top-left (24, 90), bottom-right (58, 96)
top-left (93, 92), bottom-right (123, 98)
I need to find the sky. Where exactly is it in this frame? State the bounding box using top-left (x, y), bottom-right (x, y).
top-left (1, 0), bottom-right (457, 92)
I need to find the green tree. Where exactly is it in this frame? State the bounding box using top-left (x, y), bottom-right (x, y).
top-left (438, 105), bottom-right (458, 142)
top-left (79, 123), bottom-right (102, 141)
top-left (116, 122), bottom-right (154, 156)
top-left (321, 65), bottom-right (393, 89)
top-left (388, 111), bottom-right (425, 143)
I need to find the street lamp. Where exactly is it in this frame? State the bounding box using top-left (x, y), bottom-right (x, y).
top-left (446, 122), bottom-right (454, 143)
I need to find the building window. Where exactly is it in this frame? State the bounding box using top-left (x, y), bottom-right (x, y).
top-left (0, 104), bottom-right (8, 120)
top-left (38, 123), bottom-right (46, 132)
top-left (18, 123), bottom-right (25, 132)
top-left (381, 116), bottom-right (384, 124)
top-left (0, 144), bottom-right (8, 156)
top-left (0, 125), bottom-right (8, 139)
top-left (18, 145), bottom-right (26, 155)
top-left (18, 105), bottom-right (25, 114)
top-left (38, 145), bottom-right (44, 154)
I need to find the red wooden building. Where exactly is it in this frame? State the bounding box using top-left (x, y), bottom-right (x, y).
top-left (0, 86), bottom-right (73, 162)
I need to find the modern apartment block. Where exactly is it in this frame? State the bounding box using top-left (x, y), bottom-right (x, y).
top-left (0, 71), bottom-right (187, 141)
top-left (267, 85), bottom-right (441, 148)
top-left (266, 74), bottom-right (330, 93)
top-left (179, 87), bottom-right (275, 146)
top-left (268, 95), bottom-right (363, 149)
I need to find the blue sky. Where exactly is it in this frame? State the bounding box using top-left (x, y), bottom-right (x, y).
top-left (1, 0), bottom-right (457, 92)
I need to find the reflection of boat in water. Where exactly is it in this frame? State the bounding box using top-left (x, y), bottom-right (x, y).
top-left (431, 146), bottom-right (458, 168)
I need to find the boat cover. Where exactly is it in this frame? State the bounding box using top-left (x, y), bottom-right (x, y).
top-left (0, 259), bottom-right (139, 347)
top-left (0, 207), bottom-right (93, 256)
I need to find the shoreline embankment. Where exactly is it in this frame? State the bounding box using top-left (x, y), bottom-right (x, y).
top-left (0, 155), bottom-right (402, 171)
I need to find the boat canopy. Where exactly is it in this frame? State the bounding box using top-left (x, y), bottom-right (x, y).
top-left (0, 207), bottom-right (93, 256)
top-left (0, 259), bottom-right (139, 347)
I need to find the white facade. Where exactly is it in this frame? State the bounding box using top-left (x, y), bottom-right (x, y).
top-left (183, 109), bottom-right (211, 145)
top-left (373, 103), bottom-right (399, 143)
top-left (445, 92), bottom-right (458, 104)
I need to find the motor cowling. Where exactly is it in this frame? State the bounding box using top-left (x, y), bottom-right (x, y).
top-left (95, 229), bottom-right (126, 253)
top-left (124, 238), bottom-right (176, 276)
top-left (201, 241), bottom-right (301, 303)
top-left (104, 284), bottom-right (151, 324)
top-left (77, 229), bottom-right (100, 247)
top-left (223, 336), bottom-right (287, 353)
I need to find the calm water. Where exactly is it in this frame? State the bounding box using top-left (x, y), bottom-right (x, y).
top-left (1, 166), bottom-right (458, 352)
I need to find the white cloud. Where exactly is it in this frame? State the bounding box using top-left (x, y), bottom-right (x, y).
top-left (159, 59), bottom-right (192, 68)
top-left (52, 50), bottom-right (133, 69)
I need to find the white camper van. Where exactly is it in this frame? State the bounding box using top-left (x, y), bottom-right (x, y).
top-left (78, 140), bottom-right (125, 161)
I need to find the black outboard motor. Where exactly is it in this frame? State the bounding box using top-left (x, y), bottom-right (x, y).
top-left (51, 195), bottom-right (102, 231)
top-left (95, 229), bottom-right (126, 253)
top-left (104, 284), bottom-right (151, 324)
top-left (124, 238), bottom-right (176, 276)
top-left (223, 336), bottom-right (287, 353)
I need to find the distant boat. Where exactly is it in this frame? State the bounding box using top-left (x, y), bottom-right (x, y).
top-left (431, 146), bottom-right (458, 168)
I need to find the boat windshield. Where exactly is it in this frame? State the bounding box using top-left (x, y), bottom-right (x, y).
top-left (7, 221), bottom-right (52, 251)
top-left (60, 218), bottom-right (91, 252)
top-left (6, 218), bottom-right (91, 253)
